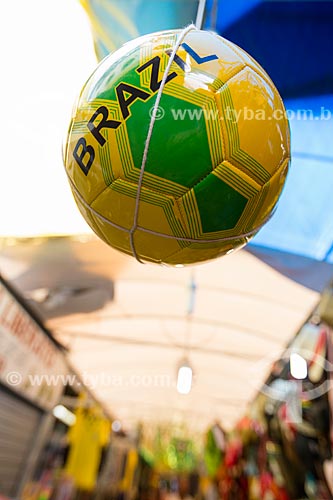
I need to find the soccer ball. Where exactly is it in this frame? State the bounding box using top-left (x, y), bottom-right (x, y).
top-left (63, 29), bottom-right (290, 265)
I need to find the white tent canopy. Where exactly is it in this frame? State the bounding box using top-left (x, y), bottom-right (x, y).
top-left (0, 236), bottom-right (319, 432)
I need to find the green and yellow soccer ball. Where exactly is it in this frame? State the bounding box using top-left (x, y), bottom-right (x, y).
top-left (63, 29), bottom-right (290, 266)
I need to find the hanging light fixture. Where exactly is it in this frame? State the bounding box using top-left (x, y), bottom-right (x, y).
top-left (176, 272), bottom-right (196, 395)
top-left (53, 405), bottom-right (76, 426)
top-left (112, 420), bottom-right (122, 432)
top-left (177, 359), bottom-right (193, 395)
top-left (290, 352), bottom-right (308, 380)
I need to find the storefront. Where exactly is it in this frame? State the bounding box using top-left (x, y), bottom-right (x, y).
top-left (0, 275), bottom-right (68, 498)
top-left (0, 387), bottom-right (42, 497)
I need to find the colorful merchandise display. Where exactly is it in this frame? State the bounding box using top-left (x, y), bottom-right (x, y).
top-left (210, 318), bottom-right (333, 499)
top-left (65, 405), bottom-right (110, 491)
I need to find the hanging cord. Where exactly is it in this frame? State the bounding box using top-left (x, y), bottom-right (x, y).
top-left (184, 270), bottom-right (197, 358)
top-left (129, 23), bottom-right (197, 262)
top-left (187, 270), bottom-right (197, 317)
top-left (196, 0), bottom-right (207, 30)
top-left (129, 0), bottom-right (207, 262)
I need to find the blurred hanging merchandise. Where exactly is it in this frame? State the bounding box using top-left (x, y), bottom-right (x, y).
top-left (79, 0), bottom-right (201, 61)
top-left (318, 281), bottom-right (333, 329)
